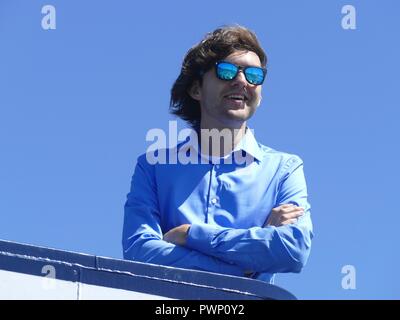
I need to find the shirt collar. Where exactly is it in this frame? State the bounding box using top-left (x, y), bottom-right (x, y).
top-left (233, 128), bottom-right (264, 162)
top-left (178, 127), bottom-right (264, 163)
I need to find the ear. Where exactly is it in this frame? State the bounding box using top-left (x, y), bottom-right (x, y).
top-left (188, 81), bottom-right (202, 101)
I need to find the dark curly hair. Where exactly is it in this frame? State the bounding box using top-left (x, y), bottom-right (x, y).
top-left (170, 25), bottom-right (267, 129)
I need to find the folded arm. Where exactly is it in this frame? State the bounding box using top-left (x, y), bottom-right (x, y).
top-left (166, 156), bottom-right (314, 274)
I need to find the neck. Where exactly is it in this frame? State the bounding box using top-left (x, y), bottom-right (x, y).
top-left (199, 119), bottom-right (247, 158)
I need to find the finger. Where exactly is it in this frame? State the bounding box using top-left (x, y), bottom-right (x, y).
top-left (281, 206), bottom-right (304, 214)
top-left (282, 210), bottom-right (304, 218)
top-left (281, 218), bottom-right (299, 225)
top-left (280, 212), bottom-right (304, 223)
top-left (286, 205), bottom-right (304, 211)
top-left (279, 203), bottom-right (305, 209)
top-left (278, 204), bottom-right (295, 209)
top-left (163, 230), bottom-right (173, 242)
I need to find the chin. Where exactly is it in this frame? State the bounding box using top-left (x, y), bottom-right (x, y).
top-left (226, 108), bottom-right (255, 121)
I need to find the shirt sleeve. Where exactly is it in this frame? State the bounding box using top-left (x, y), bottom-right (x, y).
top-left (122, 154), bottom-right (245, 277)
top-left (185, 155), bottom-right (314, 274)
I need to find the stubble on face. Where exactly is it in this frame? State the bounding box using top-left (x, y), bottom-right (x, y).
top-left (199, 50), bottom-right (263, 130)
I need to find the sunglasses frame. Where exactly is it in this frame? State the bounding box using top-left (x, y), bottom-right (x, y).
top-left (215, 61), bottom-right (267, 85)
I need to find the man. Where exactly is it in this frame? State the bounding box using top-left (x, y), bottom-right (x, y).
top-left (122, 25), bottom-right (313, 283)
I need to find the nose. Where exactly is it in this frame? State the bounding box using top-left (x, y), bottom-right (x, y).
top-left (231, 70), bottom-right (247, 87)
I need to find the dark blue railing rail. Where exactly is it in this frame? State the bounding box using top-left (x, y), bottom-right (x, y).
top-left (0, 239), bottom-right (296, 300)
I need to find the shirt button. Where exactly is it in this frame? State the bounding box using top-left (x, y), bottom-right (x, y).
top-left (211, 198), bottom-right (218, 205)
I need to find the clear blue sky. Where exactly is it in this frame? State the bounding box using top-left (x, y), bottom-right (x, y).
top-left (1, 0), bottom-right (399, 299)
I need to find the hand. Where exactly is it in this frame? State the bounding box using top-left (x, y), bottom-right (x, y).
top-left (264, 203), bottom-right (304, 227)
top-left (163, 224), bottom-right (191, 246)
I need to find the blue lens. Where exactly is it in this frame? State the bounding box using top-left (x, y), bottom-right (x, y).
top-left (216, 62), bottom-right (238, 80)
top-left (245, 67), bottom-right (265, 85)
top-left (215, 61), bottom-right (266, 85)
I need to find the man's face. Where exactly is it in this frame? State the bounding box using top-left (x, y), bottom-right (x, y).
top-left (191, 50), bottom-right (263, 129)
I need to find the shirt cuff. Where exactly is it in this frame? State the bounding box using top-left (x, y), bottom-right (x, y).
top-left (186, 223), bottom-right (223, 253)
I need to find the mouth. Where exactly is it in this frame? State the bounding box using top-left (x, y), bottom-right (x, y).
top-left (223, 93), bottom-right (248, 102)
top-left (223, 93), bottom-right (248, 108)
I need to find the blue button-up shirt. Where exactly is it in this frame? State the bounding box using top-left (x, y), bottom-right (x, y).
top-left (123, 128), bottom-right (313, 283)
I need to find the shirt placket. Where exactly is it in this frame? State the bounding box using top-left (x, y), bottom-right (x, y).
top-left (205, 163), bottom-right (222, 223)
